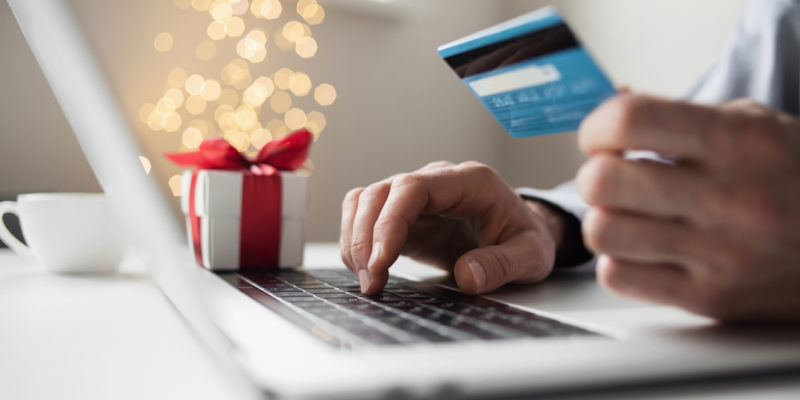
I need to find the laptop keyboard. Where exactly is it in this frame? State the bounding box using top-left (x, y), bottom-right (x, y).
top-left (222, 269), bottom-right (598, 346)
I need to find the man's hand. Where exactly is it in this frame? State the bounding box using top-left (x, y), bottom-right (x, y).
top-left (577, 93), bottom-right (800, 321)
top-left (340, 161), bottom-right (564, 295)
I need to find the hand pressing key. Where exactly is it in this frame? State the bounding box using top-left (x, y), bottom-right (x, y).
top-left (339, 161), bottom-right (566, 295)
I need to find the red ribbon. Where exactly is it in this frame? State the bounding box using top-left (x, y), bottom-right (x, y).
top-left (167, 129), bottom-right (311, 268)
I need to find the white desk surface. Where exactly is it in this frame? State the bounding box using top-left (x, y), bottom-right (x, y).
top-left (1, 245), bottom-right (798, 400)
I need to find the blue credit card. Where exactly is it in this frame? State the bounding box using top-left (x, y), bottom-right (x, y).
top-left (438, 7), bottom-right (616, 138)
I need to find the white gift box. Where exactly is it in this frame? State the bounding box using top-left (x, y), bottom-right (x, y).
top-left (180, 170), bottom-right (310, 270)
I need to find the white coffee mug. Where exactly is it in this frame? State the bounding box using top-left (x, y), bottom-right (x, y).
top-left (0, 193), bottom-right (126, 273)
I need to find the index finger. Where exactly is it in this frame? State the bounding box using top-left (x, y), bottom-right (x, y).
top-left (364, 165), bottom-right (499, 287)
top-left (578, 93), bottom-right (721, 162)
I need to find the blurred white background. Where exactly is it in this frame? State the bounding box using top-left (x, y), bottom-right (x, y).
top-left (0, 0), bottom-right (749, 241)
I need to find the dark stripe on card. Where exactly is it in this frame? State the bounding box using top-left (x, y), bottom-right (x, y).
top-left (443, 23), bottom-right (578, 79)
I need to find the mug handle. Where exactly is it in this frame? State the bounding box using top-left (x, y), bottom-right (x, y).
top-left (0, 201), bottom-right (34, 260)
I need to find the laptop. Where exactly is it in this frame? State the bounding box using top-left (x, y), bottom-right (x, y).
top-left (10, 1), bottom-right (800, 398)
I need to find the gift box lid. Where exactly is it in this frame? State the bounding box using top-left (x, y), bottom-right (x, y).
top-left (181, 170), bottom-right (309, 218)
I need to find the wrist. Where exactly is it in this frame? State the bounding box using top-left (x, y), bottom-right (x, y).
top-left (524, 199), bottom-right (566, 250)
top-left (521, 196), bottom-right (594, 268)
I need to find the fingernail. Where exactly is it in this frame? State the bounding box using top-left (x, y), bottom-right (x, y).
top-left (467, 260), bottom-right (485, 292)
top-left (367, 242), bottom-right (383, 273)
top-left (358, 269), bottom-right (373, 293)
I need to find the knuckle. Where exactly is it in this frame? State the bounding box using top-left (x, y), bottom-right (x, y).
top-left (349, 236), bottom-right (371, 254)
top-left (391, 173), bottom-right (423, 190)
top-left (360, 181), bottom-right (389, 200)
top-left (343, 187), bottom-right (364, 204)
top-left (576, 155), bottom-right (618, 205)
top-left (459, 161), bottom-right (497, 179)
top-left (422, 160), bottom-right (455, 170)
top-left (581, 209), bottom-right (612, 253)
top-left (610, 94), bottom-right (650, 138)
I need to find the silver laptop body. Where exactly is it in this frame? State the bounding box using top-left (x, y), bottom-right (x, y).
top-left (10, 1), bottom-right (800, 398)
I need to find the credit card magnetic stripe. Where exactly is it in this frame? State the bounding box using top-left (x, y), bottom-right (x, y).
top-left (438, 8), bottom-right (616, 138)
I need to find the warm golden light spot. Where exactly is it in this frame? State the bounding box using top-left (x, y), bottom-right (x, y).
top-left (274, 27), bottom-right (294, 51)
top-left (207, 20), bottom-right (226, 40)
top-left (156, 98), bottom-right (174, 112)
top-left (147, 110), bottom-right (164, 131)
top-left (138, 156), bottom-right (152, 175)
top-left (243, 84), bottom-right (268, 107)
top-left (225, 17), bottom-right (245, 37)
top-left (260, 0), bottom-right (282, 19)
top-left (229, 0), bottom-right (249, 15)
top-left (215, 104), bottom-right (234, 121)
top-left (185, 74), bottom-right (205, 95)
top-left (300, 3), bottom-right (319, 19)
top-left (174, 0), bottom-right (192, 9)
top-left (164, 88), bottom-right (185, 109)
top-left (273, 67), bottom-right (293, 90)
top-left (250, 0), bottom-right (265, 17)
top-left (154, 32), bottom-right (174, 52)
top-left (167, 68), bottom-right (188, 88)
top-left (303, 3), bottom-right (325, 25)
top-left (269, 91), bottom-right (292, 113)
top-left (168, 174), bottom-right (183, 197)
top-left (195, 40), bottom-right (217, 61)
top-left (189, 119), bottom-right (211, 135)
top-left (192, 0), bottom-right (211, 11)
top-left (139, 103), bottom-right (155, 123)
top-left (201, 79), bottom-right (221, 101)
top-left (224, 130), bottom-right (250, 151)
top-left (218, 89), bottom-right (239, 107)
top-left (296, 0), bottom-right (317, 15)
top-left (186, 95), bottom-right (208, 115)
top-left (305, 110), bottom-right (326, 139)
top-left (182, 127), bottom-right (204, 149)
top-left (288, 72), bottom-right (311, 96)
top-left (250, 127), bottom-right (273, 149)
top-left (222, 59), bottom-right (251, 86)
top-left (163, 111), bottom-right (182, 132)
top-left (295, 36), bottom-right (317, 58)
top-left (210, 2), bottom-right (233, 20)
top-left (284, 107), bottom-right (307, 130)
top-left (236, 30), bottom-right (268, 63)
top-left (265, 118), bottom-right (289, 137)
top-left (314, 83), bottom-right (336, 106)
top-left (217, 111), bottom-right (237, 132)
top-left (254, 76), bottom-right (276, 96)
top-left (282, 21), bottom-right (306, 43)
top-left (235, 106), bottom-right (259, 131)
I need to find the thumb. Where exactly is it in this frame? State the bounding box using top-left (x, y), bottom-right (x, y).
top-left (453, 231), bottom-right (553, 295)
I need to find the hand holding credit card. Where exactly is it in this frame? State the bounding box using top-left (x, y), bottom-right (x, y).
top-left (438, 7), bottom-right (616, 138)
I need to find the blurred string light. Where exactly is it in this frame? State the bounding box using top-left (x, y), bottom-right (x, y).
top-left (145, 0), bottom-right (335, 190)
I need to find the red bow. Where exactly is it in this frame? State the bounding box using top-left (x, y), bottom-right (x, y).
top-left (166, 129), bottom-right (311, 173)
top-left (166, 129), bottom-right (311, 269)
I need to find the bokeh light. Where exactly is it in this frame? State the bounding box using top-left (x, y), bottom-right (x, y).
top-left (273, 67), bottom-right (293, 90)
top-left (201, 79), bottom-right (222, 101)
top-left (305, 110), bottom-right (326, 140)
top-left (314, 83), bottom-right (336, 106)
top-left (145, 0), bottom-right (334, 179)
top-left (168, 174), bottom-right (183, 196)
top-left (182, 127), bottom-right (204, 149)
top-left (269, 91), bottom-right (292, 113)
top-left (154, 32), bottom-right (174, 52)
top-left (295, 36), bottom-right (317, 58)
top-left (284, 107), bottom-right (306, 130)
top-left (138, 155), bottom-right (153, 175)
top-left (167, 67), bottom-right (188, 88)
top-left (195, 40), bottom-right (217, 61)
top-left (236, 29), bottom-right (268, 63)
top-left (289, 72), bottom-right (311, 96)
